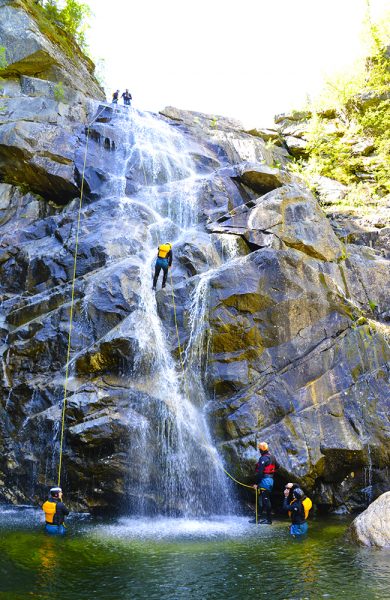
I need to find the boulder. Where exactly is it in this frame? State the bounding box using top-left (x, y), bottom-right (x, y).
top-left (351, 138), bottom-right (375, 157)
top-left (312, 176), bottom-right (348, 205)
top-left (274, 110), bottom-right (312, 124)
top-left (235, 163), bottom-right (287, 194)
top-left (349, 492), bottom-right (390, 547)
top-left (245, 127), bottom-right (282, 145)
top-left (284, 135), bottom-right (309, 158)
top-left (209, 184), bottom-right (343, 261)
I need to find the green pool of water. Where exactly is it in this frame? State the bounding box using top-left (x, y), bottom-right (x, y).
top-left (1, 508), bottom-right (389, 600)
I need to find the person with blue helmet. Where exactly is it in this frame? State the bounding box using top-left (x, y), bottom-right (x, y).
top-left (283, 486), bottom-right (309, 537)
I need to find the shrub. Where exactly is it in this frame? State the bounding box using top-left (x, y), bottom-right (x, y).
top-left (53, 81), bottom-right (65, 102)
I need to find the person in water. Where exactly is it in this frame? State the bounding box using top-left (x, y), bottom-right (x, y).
top-left (283, 486), bottom-right (310, 537)
top-left (122, 89), bottom-right (132, 106)
top-left (152, 243), bottom-right (172, 290)
top-left (42, 487), bottom-right (69, 534)
top-left (252, 441), bottom-right (277, 524)
top-left (284, 482), bottom-right (313, 521)
top-left (112, 90), bottom-right (119, 104)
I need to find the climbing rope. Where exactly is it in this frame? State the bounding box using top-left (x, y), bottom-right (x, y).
top-left (57, 105), bottom-right (107, 487)
top-left (57, 105), bottom-right (259, 521)
top-left (169, 271), bottom-right (258, 520)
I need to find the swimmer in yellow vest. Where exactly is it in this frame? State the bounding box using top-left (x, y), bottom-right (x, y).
top-left (42, 487), bottom-right (69, 535)
top-left (152, 243), bottom-right (173, 290)
top-left (284, 482), bottom-right (312, 520)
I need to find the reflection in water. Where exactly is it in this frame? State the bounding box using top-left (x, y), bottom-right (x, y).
top-left (37, 535), bottom-right (58, 597)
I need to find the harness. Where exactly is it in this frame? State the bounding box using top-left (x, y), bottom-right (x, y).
top-left (256, 453), bottom-right (276, 476)
top-left (263, 456), bottom-right (276, 475)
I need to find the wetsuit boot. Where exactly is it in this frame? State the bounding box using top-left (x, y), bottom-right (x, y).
top-left (259, 490), bottom-right (272, 523)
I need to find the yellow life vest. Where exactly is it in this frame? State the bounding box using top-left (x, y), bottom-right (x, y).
top-left (42, 500), bottom-right (57, 523)
top-left (158, 244), bottom-right (171, 258)
top-left (303, 496), bottom-right (312, 520)
top-left (288, 496), bottom-right (312, 520)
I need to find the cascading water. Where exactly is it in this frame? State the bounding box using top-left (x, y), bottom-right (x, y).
top-left (89, 105), bottom-right (234, 516)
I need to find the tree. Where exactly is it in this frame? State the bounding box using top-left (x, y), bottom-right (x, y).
top-left (40, 0), bottom-right (91, 49)
top-left (59, 0), bottom-right (91, 48)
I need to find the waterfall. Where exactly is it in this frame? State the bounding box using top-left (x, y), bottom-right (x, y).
top-left (93, 106), bottom-right (233, 516)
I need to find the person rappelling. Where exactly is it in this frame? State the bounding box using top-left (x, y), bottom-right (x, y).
top-left (152, 243), bottom-right (172, 290)
top-left (42, 487), bottom-right (69, 535)
top-left (251, 441), bottom-right (277, 524)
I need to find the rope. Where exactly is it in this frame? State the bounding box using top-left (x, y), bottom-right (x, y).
top-left (255, 488), bottom-right (258, 525)
top-left (57, 105), bottom-right (258, 514)
top-left (170, 270), bottom-right (186, 373)
top-left (57, 105), bottom-right (106, 487)
top-left (169, 271), bottom-right (255, 494)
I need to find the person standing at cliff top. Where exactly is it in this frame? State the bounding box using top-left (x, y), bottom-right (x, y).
top-left (42, 487), bottom-right (69, 535)
top-left (152, 243), bottom-right (173, 290)
top-left (252, 442), bottom-right (277, 524)
top-left (122, 89), bottom-right (132, 106)
top-left (112, 90), bottom-right (119, 104)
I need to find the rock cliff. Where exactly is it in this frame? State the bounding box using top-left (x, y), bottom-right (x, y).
top-left (0, 2), bottom-right (389, 514)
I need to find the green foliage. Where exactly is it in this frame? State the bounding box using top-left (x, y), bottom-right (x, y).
top-left (40, 0), bottom-right (91, 49)
top-left (292, 10), bottom-right (390, 198)
top-left (53, 81), bottom-right (65, 102)
top-left (368, 299), bottom-right (378, 312)
top-left (0, 46), bottom-right (7, 71)
top-left (210, 117), bottom-right (218, 128)
top-left (0, 45), bottom-right (8, 105)
top-left (58, 0), bottom-right (91, 49)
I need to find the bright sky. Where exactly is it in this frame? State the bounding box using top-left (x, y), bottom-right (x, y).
top-left (86, 0), bottom-right (389, 127)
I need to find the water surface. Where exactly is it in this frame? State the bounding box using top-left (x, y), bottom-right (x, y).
top-left (1, 508), bottom-right (389, 599)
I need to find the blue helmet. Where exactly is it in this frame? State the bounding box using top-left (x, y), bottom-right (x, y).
top-left (292, 487), bottom-right (304, 499)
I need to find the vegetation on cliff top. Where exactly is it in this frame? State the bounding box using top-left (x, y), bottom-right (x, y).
top-left (37, 0), bottom-right (91, 50)
top-left (292, 12), bottom-right (390, 199)
top-left (21, 0), bottom-right (92, 62)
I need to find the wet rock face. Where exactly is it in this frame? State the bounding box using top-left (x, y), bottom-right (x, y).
top-left (0, 2), bottom-right (389, 514)
top-left (164, 246), bottom-right (390, 509)
top-left (348, 492), bottom-right (390, 547)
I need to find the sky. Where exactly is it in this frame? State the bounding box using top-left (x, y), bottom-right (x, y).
top-left (86, 0), bottom-right (389, 127)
